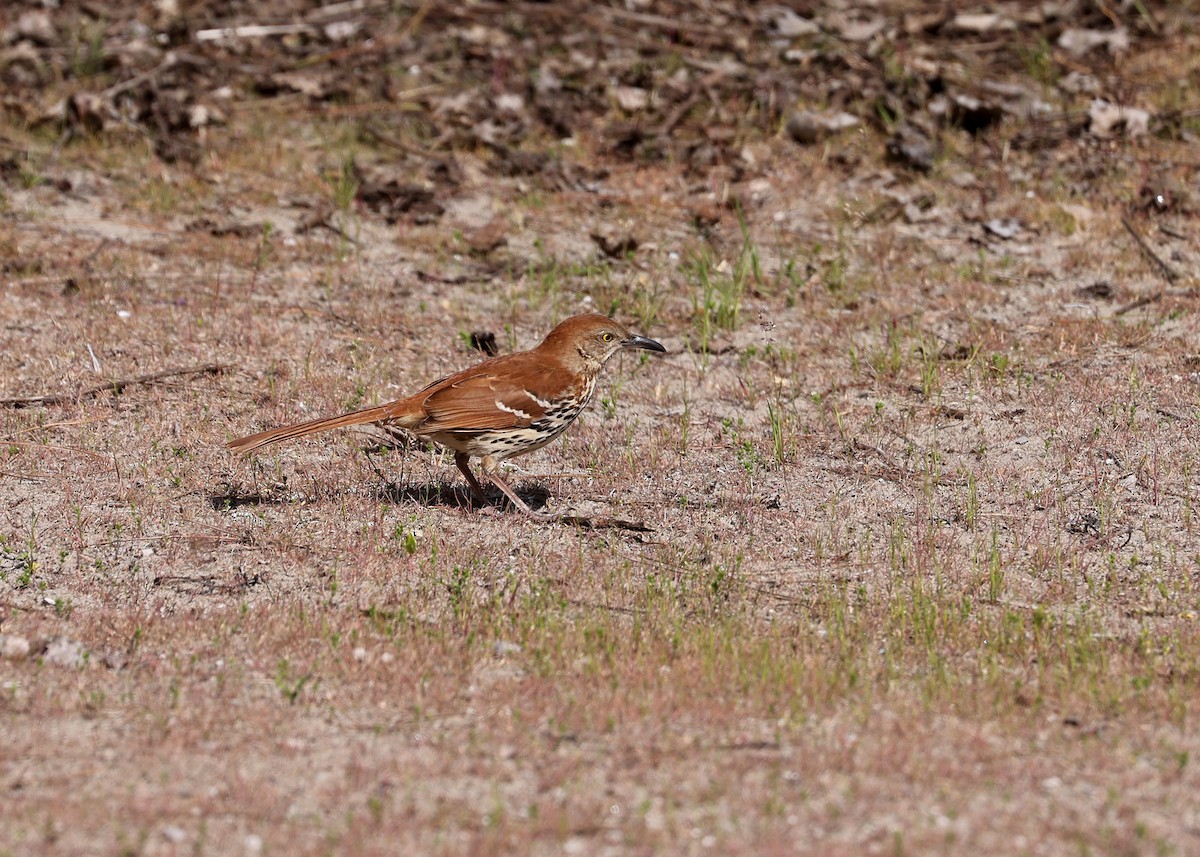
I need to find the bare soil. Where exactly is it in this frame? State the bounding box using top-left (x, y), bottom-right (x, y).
top-left (3, 2), bottom-right (1200, 855)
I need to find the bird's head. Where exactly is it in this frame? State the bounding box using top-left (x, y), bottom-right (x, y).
top-left (542, 314), bottom-right (666, 371)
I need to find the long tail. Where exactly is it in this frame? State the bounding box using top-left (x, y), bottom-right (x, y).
top-left (228, 403), bottom-right (399, 455)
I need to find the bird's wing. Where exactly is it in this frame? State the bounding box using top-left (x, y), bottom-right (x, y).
top-left (418, 371), bottom-right (552, 432)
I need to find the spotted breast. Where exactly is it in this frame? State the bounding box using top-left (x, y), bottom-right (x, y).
top-left (431, 374), bottom-right (598, 461)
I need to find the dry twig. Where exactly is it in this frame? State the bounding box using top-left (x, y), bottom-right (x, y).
top-left (1114, 217), bottom-right (1182, 315)
top-left (0, 364), bottom-right (230, 408)
top-left (1121, 216), bottom-right (1180, 283)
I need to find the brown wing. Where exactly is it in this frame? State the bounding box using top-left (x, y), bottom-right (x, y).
top-left (417, 372), bottom-right (550, 432)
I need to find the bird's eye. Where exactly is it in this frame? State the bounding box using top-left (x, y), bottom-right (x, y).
top-left (601, 332), bottom-right (614, 342)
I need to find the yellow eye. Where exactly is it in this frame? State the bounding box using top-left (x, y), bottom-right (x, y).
top-left (601, 332), bottom-right (614, 342)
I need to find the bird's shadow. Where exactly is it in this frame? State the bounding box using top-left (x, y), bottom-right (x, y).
top-left (372, 479), bottom-right (552, 513)
top-left (209, 480), bottom-right (552, 515)
top-left (214, 442), bottom-right (643, 526)
top-left (363, 438), bottom-right (552, 512)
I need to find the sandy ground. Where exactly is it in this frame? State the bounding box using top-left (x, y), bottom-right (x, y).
top-left (4, 1), bottom-right (1200, 854)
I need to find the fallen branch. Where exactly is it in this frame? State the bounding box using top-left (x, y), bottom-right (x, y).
top-left (0, 363), bottom-right (230, 408)
top-left (195, 23), bottom-right (315, 42)
top-left (101, 54), bottom-right (178, 100)
top-left (1113, 217), bottom-right (1184, 315)
top-left (655, 92), bottom-right (702, 137)
top-left (294, 207), bottom-right (362, 246)
top-left (1121, 216), bottom-right (1180, 283)
top-left (0, 470), bottom-right (47, 482)
top-left (556, 514), bottom-right (654, 533)
top-left (0, 440), bottom-right (110, 461)
top-left (1114, 291), bottom-right (1162, 316)
top-left (361, 122), bottom-right (448, 161)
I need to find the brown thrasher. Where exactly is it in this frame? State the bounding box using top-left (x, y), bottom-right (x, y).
top-left (228, 313), bottom-right (666, 517)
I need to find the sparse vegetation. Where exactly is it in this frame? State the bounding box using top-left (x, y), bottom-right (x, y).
top-left (3, 1), bottom-right (1200, 856)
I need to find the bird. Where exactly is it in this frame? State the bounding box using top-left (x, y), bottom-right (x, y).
top-left (227, 313), bottom-right (666, 518)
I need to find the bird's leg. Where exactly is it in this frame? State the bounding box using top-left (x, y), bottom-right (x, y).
top-left (479, 456), bottom-right (556, 519)
top-left (453, 452), bottom-right (489, 508)
top-left (363, 444), bottom-right (396, 487)
top-left (486, 469), bottom-right (550, 518)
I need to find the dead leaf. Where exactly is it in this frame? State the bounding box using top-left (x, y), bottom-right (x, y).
top-left (886, 122), bottom-right (934, 172)
top-left (1059, 71), bottom-right (1100, 95)
top-left (826, 12), bottom-right (886, 42)
top-left (760, 6), bottom-right (819, 38)
top-left (487, 146), bottom-right (548, 177)
top-left (66, 92), bottom-right (113, 134)
top-left (355, 164), bottom-right (443, 224)
top-left (1076, 282), bottom-right (1118, 300)
top-left (613, 86), bottom-right (650, 113)
top-left (591, 225), bottom-right (639, 258)
top-left (495, 93), bottom-right (525, 114)
top-left (1088, 100), bottom-right (1149, 139)
top-left (323, 20), bottom-right (361, 41)
top-left (15, 10), bottom-right (56, 45)
top-left (785, 110), bottom-right (859, 145)
top-left (984, 218), bottom-right (1022, 239)
top-left (1058, 28), bottom-right (1129, 57)
top-left (946, 13), bottom-right (1016, 34)
top-left (268, 71), bottom-right (330, 99)
top-left (465, 217), bottom-right (508, 255)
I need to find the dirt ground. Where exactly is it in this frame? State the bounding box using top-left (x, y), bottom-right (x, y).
top-left (3, 1), bottom-right (1200, 855)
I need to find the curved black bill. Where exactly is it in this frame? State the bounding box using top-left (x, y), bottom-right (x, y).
top-left (622, 334), bottom-right (667, 353)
